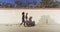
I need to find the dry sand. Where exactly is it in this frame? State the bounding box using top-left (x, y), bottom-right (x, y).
top-left (0, 24), bottom-right (60, 32)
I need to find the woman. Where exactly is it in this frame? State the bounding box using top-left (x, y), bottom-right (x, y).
top-left (25, 13), bottom-right (29, 26)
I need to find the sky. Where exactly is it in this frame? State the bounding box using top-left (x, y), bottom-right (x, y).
top-left (0, 0), bottom-right (41, 3)
top-left (0, 0), bottom-right (15, 3)
top-left (57, 0), bottom-right (60, 1)
top-left (0, 0), bottom-right (60, 3)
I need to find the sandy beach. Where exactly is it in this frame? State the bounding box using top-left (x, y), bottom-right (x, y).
top-left (0, 24), bottom-right (60, 32)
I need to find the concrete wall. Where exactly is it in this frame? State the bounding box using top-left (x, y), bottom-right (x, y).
top-left (0, 9), bottom-right (60, 24)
